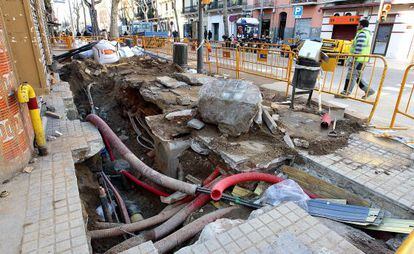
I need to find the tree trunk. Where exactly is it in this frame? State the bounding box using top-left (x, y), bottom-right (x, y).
top-left (109, 0), bottom-right (120, 38)
top-left (90, 8), bottom-right (100, 35)
top-left (172, 0), bottom-right (180, 37)
top-left (82, 1), bottom-right (87, 30)
top-left (223, 0), bottom-right (229, 38)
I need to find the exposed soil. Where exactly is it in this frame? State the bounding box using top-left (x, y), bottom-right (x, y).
top-left (261, 87), bottom-right (365, 155)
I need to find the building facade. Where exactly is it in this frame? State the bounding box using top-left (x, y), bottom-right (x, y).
top-left (320, 1), bottom-right (414, 61)
top-left (182, 0), bottom-right (245, 40)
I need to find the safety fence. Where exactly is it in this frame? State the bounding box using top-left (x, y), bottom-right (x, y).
top-left (389, 64), bottom-right (414, 129)
top-left (50, 35), bottom-right (104, 50)
top-left (315, 53), bottom-right (388, 124)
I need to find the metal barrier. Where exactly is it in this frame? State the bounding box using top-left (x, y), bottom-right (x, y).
top-left (389, 64), bottom-right (414, 129)
top-left (209, 45), bottom-right (294, 85)
top-left (50, 36), bottom-right (73, 50)
top-left (315, 53), bottom-right (387, 124)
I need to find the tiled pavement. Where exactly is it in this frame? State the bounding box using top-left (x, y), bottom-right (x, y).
top-left (20, 82), bottom-right (103, 254)
top-left (301, 132), bottom-right (414, 218)
top-left (127, 202), bottom-right (363, 254)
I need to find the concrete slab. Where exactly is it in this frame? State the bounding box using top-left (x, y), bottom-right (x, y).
top-left (176, 202), bottom-right (363, 254)
top-left (195, 126), bottom-right (292, 171)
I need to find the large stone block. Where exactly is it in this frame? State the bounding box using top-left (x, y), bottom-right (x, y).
top-left (198, 79), bottom-right (262, 137)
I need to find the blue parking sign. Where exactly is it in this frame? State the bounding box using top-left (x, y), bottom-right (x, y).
top-left (293, 6), bottom-right (303, 18)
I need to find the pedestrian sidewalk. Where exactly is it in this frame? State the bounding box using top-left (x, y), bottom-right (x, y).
top-left (0, 81), bottom-right (103, 254)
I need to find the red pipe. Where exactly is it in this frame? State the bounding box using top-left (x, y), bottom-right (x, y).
top-left (210, 172), bottom-right (317, 201)
top-left (101, 132), bottom-right (115, 161)
top-left (86, 114), bottom-right (197, 195)
top-left (105, 179), bottom-right (221, 254)
top-left (120, 170), bottom-right (169, 197)
top-left (102, 173), bottom-right (131, 223)
top-left (202, 167), bottom-right (221, 186)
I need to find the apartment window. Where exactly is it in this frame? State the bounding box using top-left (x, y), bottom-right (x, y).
top-left (166, 3), bottom-right (168, 10)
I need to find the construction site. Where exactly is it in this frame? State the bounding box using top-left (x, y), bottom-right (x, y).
top-left (1, 3), bottom-right (414, 253)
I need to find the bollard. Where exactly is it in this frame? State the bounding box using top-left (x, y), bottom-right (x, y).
top-left (173, 43), bottom-right (188, 67)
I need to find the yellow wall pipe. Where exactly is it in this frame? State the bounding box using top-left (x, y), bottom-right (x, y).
top-left (396, 231), bottom-right (414, 254)
top-left (17, 82), bottom-right (48, 155)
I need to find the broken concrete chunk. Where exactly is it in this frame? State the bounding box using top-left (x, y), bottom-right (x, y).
top-left (165, 109), bottom-right (194, 120)
top-left (283, 133), bottom-right (295, 148)
top-left (190, 140), bottom-right (210, 155)
top-left (198, 79), bottom-right (262, 137)
top-left (187, 119), bottom-right (205, 130)
top-left (156, 76), bottom-right (187, 89)
top-left (174, 72), bottom-right (218, 86)
top-left (262, 108), bottom-right (278, 134)
top-left (176, 96), bottom-right (191, 106)
top-left (293, 138), bottom-right (309, 149)
top-left (272, 114), bottom-right (280, 122)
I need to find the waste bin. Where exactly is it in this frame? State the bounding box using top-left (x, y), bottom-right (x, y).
top-left (173, 42), bottom-right (188, 67)
top-left (292, 58), bottom-right (321, 90)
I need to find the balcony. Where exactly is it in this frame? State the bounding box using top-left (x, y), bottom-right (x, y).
top-left (207, 0), bottom-right (245, 10)
top-left (245, 0), bottom-right (274, 10)
top-left (183, 5), bottom-right (198, 13)
top-left (291, 0), bottom-right (317, 5)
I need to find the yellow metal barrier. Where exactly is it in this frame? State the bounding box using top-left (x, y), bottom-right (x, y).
top-left (313, 53), bottom-right (387, 124)
top-left (209, 45), bottom-right (294, 85)
top-left (389, 64), bottom-right (414, 129)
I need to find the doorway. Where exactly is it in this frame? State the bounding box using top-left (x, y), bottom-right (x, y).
top-left (261, 19), bottom-right (270, 37)
top-left (212, 23), bottom-right (219, 41)
top-left (373, 23), bottom-right (393, 55)
top-left (278, 12), bottom-right (287, 40)
top-left (332, 25), bottom-right (357, 41)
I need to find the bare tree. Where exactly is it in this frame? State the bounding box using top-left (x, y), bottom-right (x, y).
top-left (83, 0), bottom-right (102, 35)
top-left (73, 0), bottom-right (81, 34)
top-left (136, 0), bottom-right (150, 22)
top-left (109, 0), bottom-right (121, 38)
top-left (223, 0), bottom-right (229, 38)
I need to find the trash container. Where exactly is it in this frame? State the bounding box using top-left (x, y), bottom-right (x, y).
top-left (292, 58), bottom-right (321, 90)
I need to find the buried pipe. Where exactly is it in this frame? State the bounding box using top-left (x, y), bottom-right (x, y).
top-left (99, 187), bottom-right (113, 223)
top-left (202, 166), bottom-right (221, 186)
top-left (120, 170), bottom-right (170, 197)
top-left (105, 179), bottom-right (220, 254)
top-left (86, 114), bottom-right (198, 195)
top-left (101, 173), bottom-right (131, 223)
top-left (154, 207), bottom-right (237, 254)
top-left (210, 172), bottom-right (317, 201)
top-left (89, 203), bottom-right (186, 239)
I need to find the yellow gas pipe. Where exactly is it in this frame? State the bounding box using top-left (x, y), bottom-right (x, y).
top-left (17, 82), bottom-right (48, 155)
top-left (396, 231), bottom-right (414, 254)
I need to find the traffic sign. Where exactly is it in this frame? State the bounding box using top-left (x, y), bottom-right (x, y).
top-left (293, 6), bottom-right (303, 19)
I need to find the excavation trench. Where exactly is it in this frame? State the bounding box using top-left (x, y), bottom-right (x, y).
top-left (61, 55), bottom-right (395, 253)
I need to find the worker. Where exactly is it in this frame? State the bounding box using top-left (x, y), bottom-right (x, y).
top-left (337, 19), bottom-right (375, 99)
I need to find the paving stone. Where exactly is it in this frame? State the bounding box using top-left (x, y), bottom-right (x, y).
top-left (178, 202), bottom-right (362, 253)
top-left (19, 82), bottom-right (104, 254)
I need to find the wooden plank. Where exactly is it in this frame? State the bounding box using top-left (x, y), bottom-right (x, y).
top-left (281, 165), bottom-right (370, 207)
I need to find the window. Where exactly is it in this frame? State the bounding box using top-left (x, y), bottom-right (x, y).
top-left (166, 3), bottom-right (168, 10)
